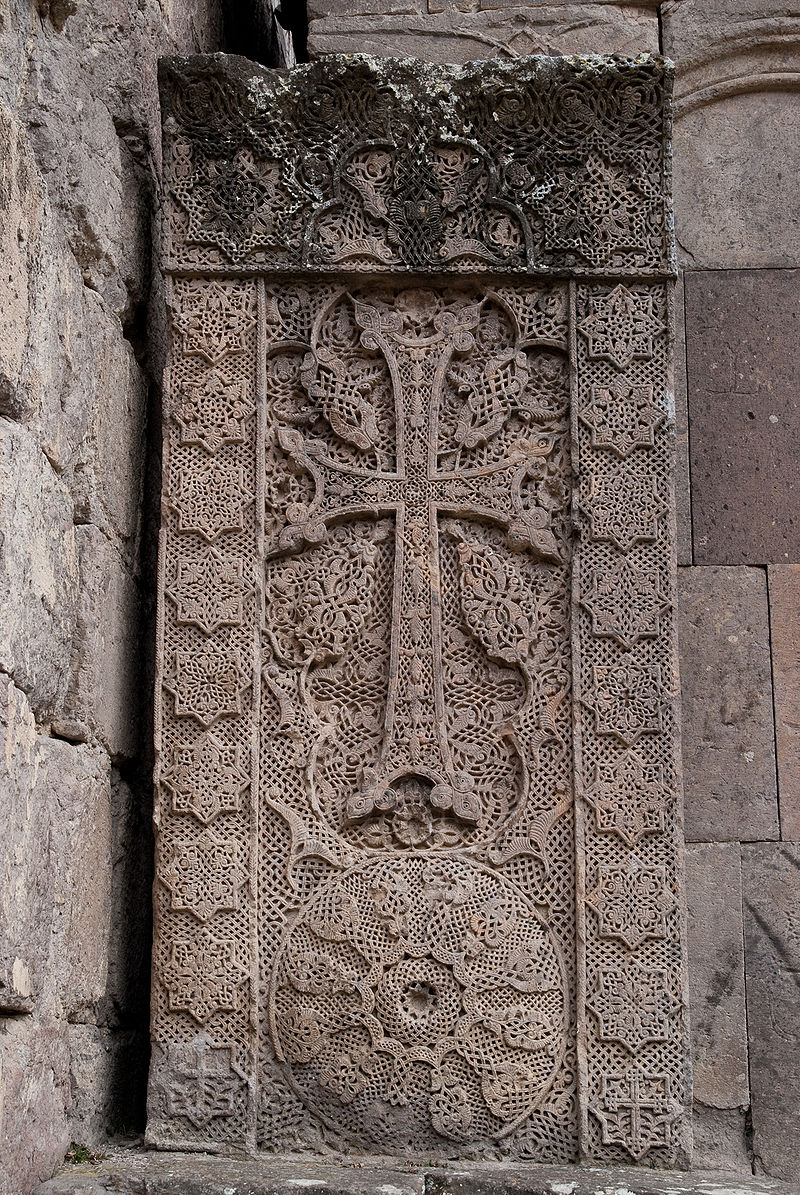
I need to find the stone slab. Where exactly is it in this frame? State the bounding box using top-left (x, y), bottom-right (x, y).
top-left (674, 273), bottom-right (692, 564)
top-left (767, 566), bottom-right (800, 840)
top-left (742, 844), bottom-right (800, 1185)
top-left (686, 270), bottom-right (800, 565)
top-left (692, 1107), bottom-right (752, 1177)
top-left (33, 1153), bottom-right (795, 1195)
top-left (308, 5), bottom-right (659, 62)
top-left (686, 844), bottom-right (749, 1108)
top-left (678, 566), bottom-right (779, 841)
top-left (663, 0), bottom-right (800, 269)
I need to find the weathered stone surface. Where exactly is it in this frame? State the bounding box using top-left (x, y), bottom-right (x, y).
top-left (1, 676), bottom-right (114, 1195)
top-left (0, 100), bottom-right (43, 420)
top-left (692, 1107), bottom-right (752, 1176)
top-left (664, 0), bottom-right (800, 268)
top-left (674, 274), bottom-right (692, 565)
top-left (686, 271), bottom-right (800, 564)
top-left (0, 421), bottom-right (79, 718)
top-left (32, 1152), bottom-right (795, 1195)
top-left (767, 565), bottom-right (800, 840)
top-left (63, 527), bottom-right (142, 761)
top-left (742, 844), bottom-right (800, 1184)
top-left (67, 1024), bottom-right (147, 1145)
top-left (678, 566), bottom-right (779, 841)
top-left (685, 844), bottom-right (749, 1108)
top-left (308, 5), bottom-right (659, 62)
top-left (1, 1013), bottom-right (71, 1195)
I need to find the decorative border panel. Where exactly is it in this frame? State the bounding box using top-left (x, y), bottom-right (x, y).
top-left (159, 54), bottom-right (674, 278)
top-left (572, 281), bottom-right (690, 1165)
top-left (150, 53), bottom-right (690, 1168)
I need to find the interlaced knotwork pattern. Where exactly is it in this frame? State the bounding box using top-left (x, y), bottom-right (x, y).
top-left (149, 53), bottom-right (688, 1169)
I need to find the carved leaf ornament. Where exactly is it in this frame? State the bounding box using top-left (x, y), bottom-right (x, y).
top-left (150, 54), bottom-right (688, 1168)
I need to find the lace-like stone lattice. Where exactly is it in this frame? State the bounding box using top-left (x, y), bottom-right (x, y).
top-left (149, 54), bottom-right (689, 1167)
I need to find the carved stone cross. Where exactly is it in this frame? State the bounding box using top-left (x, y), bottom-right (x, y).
top-left (152, 53), bottom-right (689, 1167)
top-left (272, 291), bottom-right (559, 826)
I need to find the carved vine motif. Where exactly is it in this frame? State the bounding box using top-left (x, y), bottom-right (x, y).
top-left (160, 56), bottom-right (672, 274)
top-left (262, 284), bottom-right (571, 851)
top-left (270, 857), bottom-right (566, 1151)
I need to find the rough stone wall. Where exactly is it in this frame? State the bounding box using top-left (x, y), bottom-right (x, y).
top-left (303, 0), bottom-right (800, 1185)
top-left (0, 5), bottom-right (289, 1194)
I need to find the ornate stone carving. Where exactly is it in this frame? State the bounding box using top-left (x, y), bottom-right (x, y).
top-left (150, 55), bottom-right (688, 1167)
top-left (159, 56), bottom-right (673, 276)
top-left (162, 733), bottom-right (249, 824)
top-left (152, 1033), bottom-right (248, 1130)
top-left (577, 285), bottom-right (665, 370)
top-left (582, 751), bottom-right (670, 847)
top-left (582, 562), bottom-right (669, 649)
top-left (270, 857), bottom-right (566, 1151)
top-left (166, 550), bottom-right (253, 635)
top-left (161, 828), bottom-right (248, 923)
top-left (163, 930), bottom-right (249, 1022)
top-left (587, 962), bottom-right (677, 1054)
top-left (585, 857), bottom-right (677, 950)
top-left (590, 1068), bottom-right (682, 1160)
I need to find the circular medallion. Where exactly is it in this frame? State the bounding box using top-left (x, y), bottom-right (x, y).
top-left (269, 856), bottom-right (566, 1152)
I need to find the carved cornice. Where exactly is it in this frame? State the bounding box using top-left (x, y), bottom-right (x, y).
top-left (159, 53), bottom-right (674, 276)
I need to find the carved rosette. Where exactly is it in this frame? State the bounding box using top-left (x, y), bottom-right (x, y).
top-left (151, 53), bottom-right (687, 1166)
top-left (574, 279), bottom-right (689, 1164)
top-left (270, 857), bottom-right (566, 1151)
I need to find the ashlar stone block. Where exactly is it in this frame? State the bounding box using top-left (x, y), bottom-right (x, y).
top-left (0, 420), bottom-right (79, 719)
top-left (767, 564), bottom-right (800, 840)
top-left (686, 270), bottom-right (800, 565)
top-left (742, 843), bottom-right (800, 1184)
top-left (685, 844), bottom-right (748, 1109)
top-left (151, 53), bottom-right (688, 1168)
top-left (308, 5), bottom-right (659, 63)
top-left (678, 566), bottom-right (779, 841)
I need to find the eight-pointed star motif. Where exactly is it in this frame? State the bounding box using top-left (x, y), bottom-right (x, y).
top-left (173, 372), bottom-right (252, 455)
top-left (581, 377), bottom-right (665, 457)
top-left (587, 960), bottom-right (677, 1054)
top-left (583, 750), bottom-right (670, 847)
top-left (166, 548), bottom-right (253, 636)
top-left (163, 929), bottom-right (249, 1023)
top-left (585, 663), bottom-right (664, 746)
top-left (162, 732), bottom-right (249, 824)
top-left (161, 827), bottom-right (247, 923)
top-left (164, 643), bottom-right (246, 728)
top-left (578, 284), bottom-right (665, 369)
top-left (171, 459), bottom-right (252, 542)
top-left (585, 855), bottom-right (676, 949)
top-left (582, 470), bottom-right (665, 552)
top-left (582, 561), bottom-right (670, 649)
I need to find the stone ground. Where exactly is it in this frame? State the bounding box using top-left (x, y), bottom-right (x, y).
top-left (33, 1149), bottom-right (799, 1195)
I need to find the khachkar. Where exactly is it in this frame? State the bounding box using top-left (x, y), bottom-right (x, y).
top-left (150, 53), bottom-right (690, 1167)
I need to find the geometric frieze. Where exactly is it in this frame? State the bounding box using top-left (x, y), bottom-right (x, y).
top-left (150, 53), bottom-right (689, 1170)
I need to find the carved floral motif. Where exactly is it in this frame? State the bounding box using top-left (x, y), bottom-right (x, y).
top-left (585, 664), bottom-right (664, 746)
top-left (172, 460), bottom-right (251, 542)
top-left (173, 373), bottom-right (252, 454)
top-left (271, 857), bottom-right (566, 1151)
top-left (161, 828), bottom-right (248, 923)
top-left (585, 856), bottom-right (676, 950)
top-left (163, 929), bottom-right (249, 1022)
top-left (583, 472), bottom-right (665, 552)
top-left (162, 733), bottom-right (249, 824)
